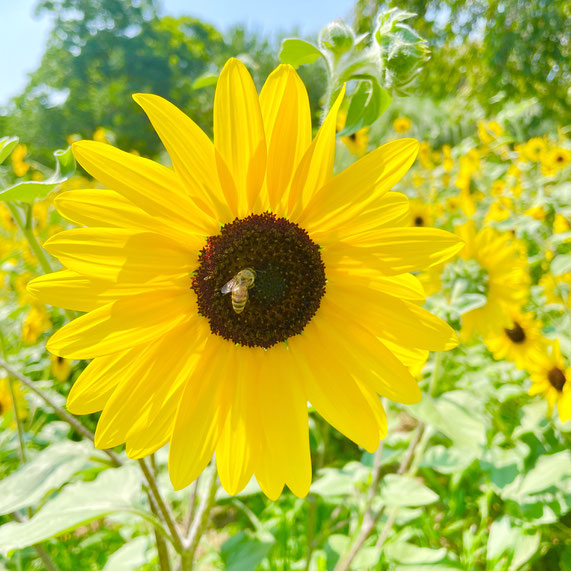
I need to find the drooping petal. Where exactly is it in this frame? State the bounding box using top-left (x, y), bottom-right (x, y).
top-left (71, 141), bottom-right (204, 238)
top-left (299, 139), bottom-right (419, 233)
top-left (286, 87), bottom-right (345, 219)
top-left (214, 58), bottom-right (266, 216)
top-left (67, 349), bottom-right (136, 414)
top-left (94, 318), bottom-right (208, 449)
top-left (216, 347), bottom-right (262, 495)
top-left (169, 336), bottom-right (235, 491)
top-left (47, 289), bottom-right (193, 359)
top-left (43, 228), bottom-right (196, 283)
top-left (259, 64), bottom-right (312, 211)
top-left (257, 343), bottom-right (311, 497)
top-left (133, 93), bottom-right (232, 226)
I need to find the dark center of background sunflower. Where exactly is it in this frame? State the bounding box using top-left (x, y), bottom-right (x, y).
top-left (192, 212), bottom-right (326, 348)
top-left (547, 367), bottom-right (566, 392)
top-left (413, 216), bottom-right (424, 226)
top-left (504, 322), bottom-right (526, 343)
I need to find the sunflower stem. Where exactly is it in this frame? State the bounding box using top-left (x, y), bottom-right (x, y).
top-left (0, 358), bottom-right (123, 467)
top-left (183, 460), bottom-right (218, 569)
top-left (7, 376), bottom-right (27, 465)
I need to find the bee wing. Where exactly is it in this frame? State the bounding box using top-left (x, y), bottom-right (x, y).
top-left (221, 278), bottom-right (237, 294)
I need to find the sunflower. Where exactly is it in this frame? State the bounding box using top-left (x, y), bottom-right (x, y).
top-left (0, 377), bottom-right (27, 424)
top-left (483, 310), bottom-right (544, 369)
top-left (521, 137), bottom-right (546, 162)
top-left (29, 59), bottom-right (463, 499)
top-left (442, 221), bottom-right (529, 339)
top-left (408, 199), bottom-right (434, 228)
top-left (528, 341), bottom-right (570, 423)
top-left (539, 272), bottom-right (571, 308)
top-left (51, 354), bottom-right (72, 382)
top-left (393, 117), bottom-right (411, 134)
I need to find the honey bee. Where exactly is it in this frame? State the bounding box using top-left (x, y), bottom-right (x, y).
top-left (221, 268), bottom-right (256, 314)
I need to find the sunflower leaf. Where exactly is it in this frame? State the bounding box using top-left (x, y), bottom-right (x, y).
top-left (0, 136), bottom-right (19, 165)
top-left (279, 39), bottom-right (324, 68)
top-left (379, 474), bottom-right (438, 506)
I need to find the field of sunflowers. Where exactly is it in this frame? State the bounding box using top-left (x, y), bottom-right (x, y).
top-left (1, 1), bottom-right (570, 570)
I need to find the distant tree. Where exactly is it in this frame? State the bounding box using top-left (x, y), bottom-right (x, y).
top-left (353, 0), bottom-right (570, 121)
top-left (4, 0), bottom-right (226, 159)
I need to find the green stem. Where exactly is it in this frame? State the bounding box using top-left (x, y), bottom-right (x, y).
top-left (7, 377), bottom-right (27, 464)
top-left (10, 512), bottom-right (58, 571)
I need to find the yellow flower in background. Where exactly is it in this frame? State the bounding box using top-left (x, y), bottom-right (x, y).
top-left (544, 147), bottom-right (570, 172)
top-left (418, 141), bottom-right (433, 169)
top-left (11, 144), bottom-right (30, 177)
top-left (553, 214), bottom-right (569, 234)
top-left (22, 306), bottom-right (51, 345)
top-left (33, 201), bottom-right (50, 229)
top-left (484, 310), bottom-right (544, 369)
top-left (336, 110), bottom-right (368, 156)
top-left (409, 199), bottom-right (434, 227)
top-left (0, 377), bottom-right (27, 424)
top-left (67, 134), bottom-right (82, 145)
top-left (485, 197), bottom-right (513, 223)
top-left (477, 120), bottom-right (503, 145)
top-left (442, 144), bottom-right (453, 172)
top-left (393, 117), bottom-right (411, 134)
top-left (522, 137), bottom-right (546, 162)
top-left (93, 127), bottom-right (109, 144)
top-left (448, 221), bottom-right (529, 339)
top-left (0, 204), bottom-right (17, 232)
top-left (28, 59), bottom-right (463, 499)
top-left (32, 171), bottom-right (43, 181)
top-left (528, 340), bottom-right (570, 423)
top-left (490, 180), bottom-right (506, 196)
top-left (51, 354), bottom-right (72, 382)
top-left (540, 272), bottom-right (571, 308)
top-left (525, 205), bottom-right (547, 221)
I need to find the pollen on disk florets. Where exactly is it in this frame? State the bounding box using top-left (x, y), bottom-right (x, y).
top-left (192, 212), bottom-right (326, 348)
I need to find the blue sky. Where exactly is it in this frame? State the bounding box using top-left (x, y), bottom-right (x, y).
top-left (0, 0), bottom-right (354, 106)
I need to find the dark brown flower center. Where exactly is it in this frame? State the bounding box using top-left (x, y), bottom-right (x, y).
top-left (547, 367), bottom-right (566, 392)
top-left (413, 216), bottom-right (424, 226)
top-left (504, 322), bottom-right (526, 344)
top-left (192, 213), bottom-right (326, 348)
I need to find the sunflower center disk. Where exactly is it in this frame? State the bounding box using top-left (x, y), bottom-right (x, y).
top-left (547, 367), bottom-right (566, 392)
top-left (192, 212), bottom-right (326, 348)
top-left (504, 322), bottom-right (526, 343)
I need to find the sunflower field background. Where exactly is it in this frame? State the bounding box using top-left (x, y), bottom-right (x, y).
top-left (1, 0), bottom-right (570, 570)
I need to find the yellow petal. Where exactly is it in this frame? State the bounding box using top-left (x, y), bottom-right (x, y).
top-left (327, 279), bottom-right (457, 351)
top-left (169, 336), bottom-right (235, 490)
top-left (55, 188), bottom-right (209, 244)
top-left (216, 347), bottom-right (262, 495)
top-left (214, 58), bottom-right (266, 216)
top-left (94, 319), bottom-right (207, 449)
top-left (132, 93), bottom-right (232, 226)
top-left (259, 64), bottom-right (312, 211)
top-left (286, 87), bottom-right (345, 219)
top-left (325, 227), bottom-right (464, 275)
top-left (43, 228), bottom-right (195, 283)
top-left (255, 442), bottom-right (285, 501)
top-left (257, 344), bottom-right (311, 498)
top-left (289, 320), bottom-right (381, 452)
top-left (47, 290), bottom-right (192, 359)
top-left (300, 139), bottom-right (419, 233)
top-left (72, 141), bottom-right (203, 235)
top-left (67, 349), bottom-right (134, 414)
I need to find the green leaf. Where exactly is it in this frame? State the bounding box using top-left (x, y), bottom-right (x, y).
top-left (0, 467), bottom-right (155, 556)
top-left (454, 293), bottom-right (487, 315)
top-left (0, 441), bottom-right (91, 515)
top-left (487, 517), bottom-right (540, 568)
top-left (192, 73), bottom-right (219, 90)
top-left (0, 136), bottom-right (19, 165)
top-left (311, 462), bottom-right (371, 497)
top-left (279, 39), bottom-right (324, 68)
top-left (379, 474), bottom-right (439, 507)
top-left (0, 146), bottom-right (76, 202)
top-left (551, 254), bottom-right (571, 276)
top-left (220, 530), bottom-right (274, 571)
top-left (420, 445), bottom-right (474, 474)
top-left (384, 541), bottom-right (449, 564)
top-left (338, 77), bottom-right (391, 136)
top-left (103, 536), bottom-right (153, 571)
top-left (325, 535), bottom-right (381, 569)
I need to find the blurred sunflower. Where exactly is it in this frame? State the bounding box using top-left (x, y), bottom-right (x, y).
top-left (29, 59), bottom-right (463, 499)
top-left (393, 117), bottom-right (411, 134)
top-left (408, 199), bottom-right (433, 227)
top-left (11, 144), bottom-right (30, 177)
top-left (51, 354), bottom-right (72, 382)
top-left (528, 340), bottom-right (570, 423)
top-left (540, 272), bottom-right (571, 308)
top-left (0, 377), bottom-right (27, 424)
top-left (522, 137), bottom-right (546, 162)
top-left (441, 221), bottom-right (529, 339)
top-left (483, 310), bottom-right (543, 369)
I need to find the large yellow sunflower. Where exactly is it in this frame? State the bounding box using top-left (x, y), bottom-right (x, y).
top-left (528, 340), bottom-right (570, 423)
top-left (29, 59), bottom-right (462, 499)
